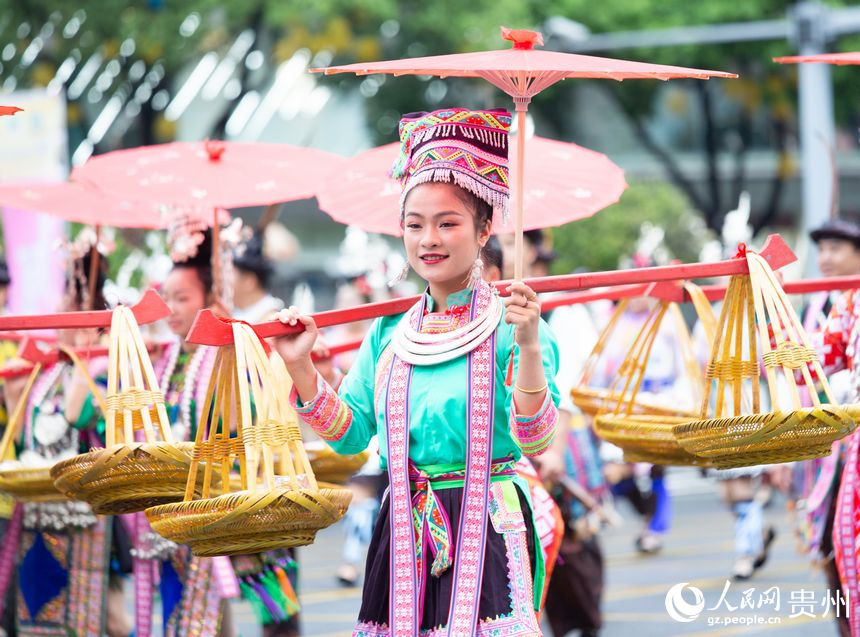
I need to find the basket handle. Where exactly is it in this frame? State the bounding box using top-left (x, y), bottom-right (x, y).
top-left (606, 301), bottom-right (669, 417)
top-left (268, 351), bottom-right (320, 491)
top-left (747, 253), bottom-right (836, 407)
top-left (0, 363), bottom-right (42, 461)
top-left (105, 307), bottom-right (174, 447)
top-left (56, 345), bottom-right (109, 417)
top-left (576, 298), bottom-right (630, 388)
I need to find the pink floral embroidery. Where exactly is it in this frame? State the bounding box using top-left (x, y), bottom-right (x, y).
top-left (510, 392), bottom-right (557, 456)
top-left (291, 375), bottom-right (353, 441)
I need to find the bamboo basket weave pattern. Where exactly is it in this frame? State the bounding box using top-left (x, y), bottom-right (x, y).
top-left (0, 467), bottom-right (61, 502)
top-left (0, 346), bottom-right (108, 502)
top-left (673, 251), bottom-right (860, 468)
top-left (146, 322), bottom-right (351, 556)
top-left (269, 351), bottom-right (368, 484)
top-left (305, 445), bottom-right (368, 485)
top-left (593, 286), bottom-right (713, 466)
top-left (50, 305), bottom-right (205, 514)
top-left (572, 298), bottom-right (700, 419)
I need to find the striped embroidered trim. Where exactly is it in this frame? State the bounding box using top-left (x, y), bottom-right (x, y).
top-left (290, 375), bottom-right (353, 442)
top-left (510, 393), bottom-right (558, 456)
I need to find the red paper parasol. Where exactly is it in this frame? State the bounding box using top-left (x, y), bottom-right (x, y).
top-left (316, 136), bottom-right (627, 235)
top-left (71, 140), bottom-right (344, 209)
top-left (313, 26), bottom-right (736, 278)
top-left (0, 106), bottom-right (22, 117)
top-left (72, 140), bottom-right (345, 300)
top-left (0, 181), bottom-right (164, 229)
top-left (774, 52), bottom-right (860, 65)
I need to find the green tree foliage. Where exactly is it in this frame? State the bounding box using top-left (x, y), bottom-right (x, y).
top-left (549, 181), bottom-right (714, 274)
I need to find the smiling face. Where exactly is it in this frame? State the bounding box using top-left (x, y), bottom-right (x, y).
top-left (163, 266), bottom-right (210, 339)
top-left (402, 183), bottom-right (492, 297)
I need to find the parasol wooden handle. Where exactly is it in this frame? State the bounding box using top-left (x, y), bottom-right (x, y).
top-left (0, 289), bottom-right (169, 331)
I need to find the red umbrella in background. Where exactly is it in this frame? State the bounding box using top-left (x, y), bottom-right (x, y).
top-left (774, 52), bottom-right (860, 65)
top-left (316, 136), bottom-right (626, 235)
top-left (0, 181), bottom-right (165, 228)
top-left (71, 139), bottom-right (345, 299)
top-left (71, 139), bottom-right (344, 209)
top-left (0, 107), bottom-right (22, 117)
top-left (313, 26), bottom-right (736, 278)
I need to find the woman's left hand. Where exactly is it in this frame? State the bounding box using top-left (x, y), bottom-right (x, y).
top-left (504, 281), bottom-right (541, 348)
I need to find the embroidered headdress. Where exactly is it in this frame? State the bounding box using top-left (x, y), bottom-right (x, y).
top-left (391, 107), bottom-right (511, 222)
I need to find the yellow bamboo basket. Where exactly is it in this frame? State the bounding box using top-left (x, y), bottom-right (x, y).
top-left (146, 322), bottom-right (351, 556)
top-left (304, 443), bottom-right (368, 485)
top-left (51, 305), bottom-right (211, 514)
top-left (0, 346), bottom-right (110, 502)
top-left (268, 351), bottom-right (368, 484)
top-left (571, 297), bottom-right (703, 419)
top-left (593, 284), bottom-right (714, 466)
top-left (673, 251), bottom-right (860, 468)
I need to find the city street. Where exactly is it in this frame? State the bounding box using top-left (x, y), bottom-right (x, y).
top-left (217, 468), bottom-right (838, 636)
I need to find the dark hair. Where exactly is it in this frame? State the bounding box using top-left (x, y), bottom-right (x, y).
top-left (234, 234), bottom-right (273, 290)
top-left (450, 187), bottom-right (493, 231)
top-left (0, 258), bottom-right (9, 286)
top-left (173, 263), bottom-right (214, 297)
top-left (524, 229), bottom-right (545, 248)
top-left (69, 250), bottom-right (109, 310)
top-left (171, 229), bottom-right (214, 296)
top-left (402, 183), bottom-right (494, 232)
top-left (235, 264), bottom-right (271, 289)
top-left (481, 235), bottom-right (503, 272)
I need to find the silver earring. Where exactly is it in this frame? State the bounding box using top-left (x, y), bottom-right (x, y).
top-left (468, 257), bottom-right (484, 290)
top-left (388, 261), bottom-right (410, 288)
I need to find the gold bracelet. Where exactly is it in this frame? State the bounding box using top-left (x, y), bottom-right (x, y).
top-left (514, 382), bottom-right (548, 395)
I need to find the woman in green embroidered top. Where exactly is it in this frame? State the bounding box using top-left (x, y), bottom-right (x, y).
top-left (275, 108), bottom-right (560, 636)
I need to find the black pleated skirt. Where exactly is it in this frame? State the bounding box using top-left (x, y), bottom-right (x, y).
top-left (355, 484), bottom-right (541, 635)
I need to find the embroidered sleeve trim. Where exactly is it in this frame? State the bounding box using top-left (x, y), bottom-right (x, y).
top-left (510, 392), bottom-right (557, 456)
top-left (290, 374), bottom-right (353, 442)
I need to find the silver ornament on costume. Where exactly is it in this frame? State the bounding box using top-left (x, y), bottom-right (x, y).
top-left (131, 531), bottom-right (179, 560)
top-left (23, 501), bottom-right (97, 532)
top-left (32, 410), bottom-right (70, 447)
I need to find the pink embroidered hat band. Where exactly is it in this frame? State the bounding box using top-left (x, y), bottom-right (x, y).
top-left (391, 107), bottom-right (512, 222)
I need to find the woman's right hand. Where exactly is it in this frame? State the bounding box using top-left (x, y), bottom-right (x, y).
top-left (273, 306), bottom-right (319, 366)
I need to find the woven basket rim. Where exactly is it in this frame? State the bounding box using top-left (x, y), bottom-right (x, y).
top-left (673, 403), bottom-right (860, 435)
top-left (147, 483), bottom-right (351, 514)
top-left (572, 387), bottom-right (700, 418)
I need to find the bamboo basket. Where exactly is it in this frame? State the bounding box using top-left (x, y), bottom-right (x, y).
top-left (268, 351), bottom-right (368, 484)
top-left (51, 305), bottom-right (211, 514)
top-left (593, 284), bottom-right (713, 466)
top-left (146, 322), bottom-right (351, 556)
top-left (304, 443), bottom-right (368, 485)
top-left (673, 251), bottom-right (860, 468)
top-left (572, 298), bottom-right (702, 419)
top-left (0, 346), bottom-right (109, 502)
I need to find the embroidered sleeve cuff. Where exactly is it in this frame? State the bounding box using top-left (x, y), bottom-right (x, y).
top-left (510, 392), bottom-right (557, 457)
top-left (290, 374), bottom-right (353, 442)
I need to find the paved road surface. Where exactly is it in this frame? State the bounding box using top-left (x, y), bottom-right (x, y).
top-left (133, 467), bottom-right (842, 636)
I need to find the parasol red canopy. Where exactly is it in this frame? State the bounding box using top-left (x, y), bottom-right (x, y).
top-left (71, 140), bottom-right (346, 209)
top-left (316, 136), bottom-right (627, 235)
top-left (774, 52), bottom-right (860, 65)
top-left (0, 106), bottom-right (22, 117)
top-left (0, 181), bottom-right (165, 228)
top-left (312, 26), bottom-right (736, 278)
top-left (315, 27), bottom-right (737, 83)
